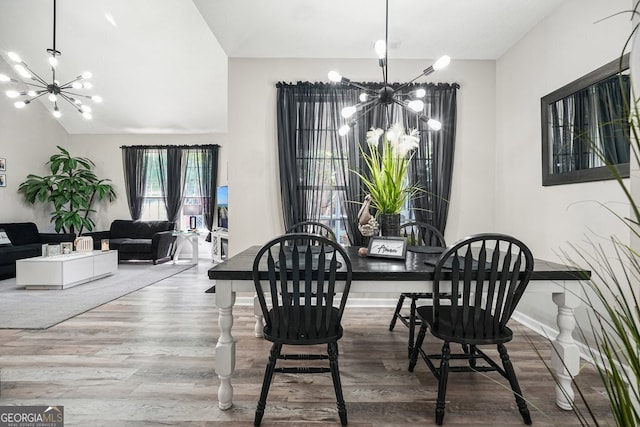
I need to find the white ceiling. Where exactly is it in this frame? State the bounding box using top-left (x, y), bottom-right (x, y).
top-left (0, 0), bottom-right (565, 135)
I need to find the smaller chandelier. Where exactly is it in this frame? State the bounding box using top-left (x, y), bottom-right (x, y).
top-left (328, 0), bottom-right (450, 136)
top-left (0, 0), bottom-right (101, 119)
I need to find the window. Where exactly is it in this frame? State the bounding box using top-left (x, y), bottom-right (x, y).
top-left (140, 150), bottom-right (167, 221)
top-left (297, 127), bottom-right (351, 245)
top-left (140, 150), bottom-right (211, 228)
top-left (180, 151), bottom-right (207, 230)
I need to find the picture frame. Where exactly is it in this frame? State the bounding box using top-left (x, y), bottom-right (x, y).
top-left (60, 242), bottom-right (73, 254)
top-left (0, 158), bottom-right (5, 171)
top-left (0, 174), bottom-right (5, 187)
top-left (367, 236), bottom-right (407, 260)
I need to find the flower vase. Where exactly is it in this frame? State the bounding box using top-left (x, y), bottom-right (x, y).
top-left (379, 213), bottom-right (401, 237)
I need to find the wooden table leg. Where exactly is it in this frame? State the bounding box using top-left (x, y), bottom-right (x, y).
top-left (215, 279), bottom-right (236, 410)
top-left (551, 287), bottom-right (583, 410)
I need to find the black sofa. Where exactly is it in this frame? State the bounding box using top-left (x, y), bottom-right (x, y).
top-left (0, 222), bottom-right (76, 279)
top-left (83, 220), bottom-right (176, 264)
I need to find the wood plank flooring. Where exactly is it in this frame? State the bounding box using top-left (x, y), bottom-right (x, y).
top-left (0, 261), bottom-right (612, 426)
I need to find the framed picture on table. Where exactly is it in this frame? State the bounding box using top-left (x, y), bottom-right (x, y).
top-left (367, 236), bottom-right (407, 260)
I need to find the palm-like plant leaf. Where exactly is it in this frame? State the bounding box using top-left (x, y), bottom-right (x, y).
top-left (18, 146), bottom-right (116, 235)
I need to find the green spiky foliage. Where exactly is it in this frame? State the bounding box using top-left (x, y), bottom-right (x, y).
top-left (18, 146), bottom-right (116, 235)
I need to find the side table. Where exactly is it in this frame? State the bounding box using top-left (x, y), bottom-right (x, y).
top-left (172, 231), bottom-right (200, 264)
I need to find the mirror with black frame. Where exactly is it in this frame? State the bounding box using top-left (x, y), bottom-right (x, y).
top-left (541, 54), bottom-right (630, 186)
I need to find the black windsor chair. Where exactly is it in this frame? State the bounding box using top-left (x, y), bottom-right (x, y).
top-left (408, 233), bottom-right (534, 425)
top-left (286, 220), bottom-right (337, 241)
top-left (252, 233), bottom-right (353, 426)
top-left (389, 221), bottom-right (447, 357)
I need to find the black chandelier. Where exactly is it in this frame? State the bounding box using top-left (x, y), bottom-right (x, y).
top-left (0, 0), bottom-right (101, 119)
top-left (328, 0), bottom-right (450, 136)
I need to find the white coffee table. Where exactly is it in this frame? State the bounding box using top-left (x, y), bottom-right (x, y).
top-left (16, 250), bottom-right (118, 290)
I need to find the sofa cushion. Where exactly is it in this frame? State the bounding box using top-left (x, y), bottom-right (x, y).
top-left (0, 222), bottom-right (41, 246)
top-left (110, 220), bottom-right (174, 239)
top-left (117, 239), bottom-right (152, 253)
top-left (0, 244), bottom-right (42, 264)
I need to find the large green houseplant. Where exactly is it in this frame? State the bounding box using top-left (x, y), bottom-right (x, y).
top-left (18, 146), bottom-right (116, 235)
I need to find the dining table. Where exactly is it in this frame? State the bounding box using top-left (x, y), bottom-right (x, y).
top-left (208, 244), bottom-right (590, 411)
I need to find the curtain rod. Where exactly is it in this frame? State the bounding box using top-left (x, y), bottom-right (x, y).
top-left (119, 144), bottom-right (220, 149)
top-left (276, 81), bottom-right (460, 89)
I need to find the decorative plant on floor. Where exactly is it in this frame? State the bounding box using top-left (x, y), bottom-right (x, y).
top-left (18, 146), bottom-right (116, 235)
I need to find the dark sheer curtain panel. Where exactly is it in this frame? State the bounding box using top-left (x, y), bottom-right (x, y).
top-left (276, 82), bottom-right (363, 245)
top-left (409, 83), bottom-right (459, 234)
top-left (121, 146), bottom-right (150, 220)
top-left (276, 81), bottom-right (459, 245)
top-left (187, 145), bottom-right (219, 242)
top-left (157, 147), bottom-right (185, 223)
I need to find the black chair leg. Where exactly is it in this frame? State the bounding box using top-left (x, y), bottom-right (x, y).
top-left (407, 297), bottom-right (417, 357)
top-left (255, 343), bottom-right (281, 426)
top-left (408, 323), bottom-right (427, 372)
top-left (389, 294), bottom-right (406, 331)
top-left (328, 342), bottom-right (347, 426)
top-left (498, 344), bottom-right (532, 425)
top-left (435, 342), bottom-right (451, 426)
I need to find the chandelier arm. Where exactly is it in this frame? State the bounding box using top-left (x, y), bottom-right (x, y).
top-left (379, 61), bottom-right (387, 86)
top-left (21, 91), bottom-right (49, 104)
top-left (342, 79), bottom-right (377, 94)
top-left (347, 103), bottom-right (379, 131)
top-left (393, 98), bottom-right (425, 119)
top-left (15, 81), bottom-right (48, 90)
top-left (59, 91), bottom-right (93, 100)
top-left (59, 93), bottom-right (83, 113)
top-left (17, 62), bottom-right (49, 87)
top-left (395, 73), bottom-right (432, 93)
top-left (58, 76), bottom-right (84, 89)
top-left (351, 97), bottom-right (380, 112)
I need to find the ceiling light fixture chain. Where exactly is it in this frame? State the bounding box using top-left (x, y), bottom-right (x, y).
top-left (0, 0), bottom-right (102, 119)
top-left (328, 0), bottom-right (450, 136)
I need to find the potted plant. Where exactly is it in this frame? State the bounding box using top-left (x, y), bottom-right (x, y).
top-left (18, 146), bottom-right (116, 235)
top-left (353, 123), bottom-right (422, 236)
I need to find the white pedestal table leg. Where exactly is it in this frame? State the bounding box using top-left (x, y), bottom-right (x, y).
top-left (215, 279), bottom-right (236, 410)
top-left (551, 286), bottom-right (583, 410)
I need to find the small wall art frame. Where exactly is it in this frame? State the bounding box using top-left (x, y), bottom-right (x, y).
top-left (0, 157), bottom-right (5, 171)
top-left (0, 174), bottom-right (5, 187)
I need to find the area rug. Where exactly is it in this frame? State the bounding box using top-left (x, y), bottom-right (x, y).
top-left (0, 263), bottom-right (194, 329)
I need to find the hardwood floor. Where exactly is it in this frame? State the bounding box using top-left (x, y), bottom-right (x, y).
top-left (0, 261), bottom-right (612, 426)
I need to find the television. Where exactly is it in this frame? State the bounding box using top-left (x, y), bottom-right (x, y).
top-left (217, 185), bottom-right (228, 207)
top-left (217, 186), bottom-right (228, 228)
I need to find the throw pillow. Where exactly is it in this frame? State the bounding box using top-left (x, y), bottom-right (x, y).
top-left (0, 229), bottom-right (12, 247)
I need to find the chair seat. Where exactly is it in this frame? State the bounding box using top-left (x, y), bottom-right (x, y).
top-left (401, 292), bottom-right (433, 298)
top-left (417, 306), bottom-right (514, 345)
top-left (263, 306), bottom-right (343, 345)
